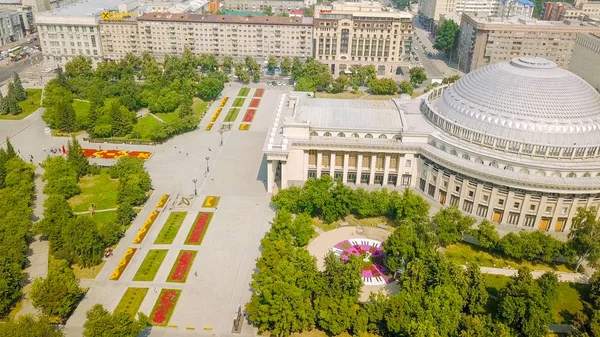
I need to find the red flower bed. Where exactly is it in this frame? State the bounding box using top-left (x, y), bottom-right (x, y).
top-left (254, 88), bottom-right (265, 97)
top-left (243, 109), bottom-right (256, 123)
top-left (151, 290), bottom-right (179, 325)
top-left (249, 98), bottom-right (261, 108)
top-left (82, 149), bottom-right (152, 160)
top-left (186, 212), bottom-right (212, 245)
top-left (169, 251), bottom-right (195, 282)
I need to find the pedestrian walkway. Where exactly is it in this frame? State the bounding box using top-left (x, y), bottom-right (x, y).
top-left (16, 235), bottom-right (49, 318)
top-left (479, 266), bottom-right (589, 284)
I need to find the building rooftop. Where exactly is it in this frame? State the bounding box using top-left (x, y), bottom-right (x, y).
top-left (464, 12), bottom-right (600, 27)
top-left (37, 0), bottom-right (137, 17)
top-left (0, 0), bottom-right (22, 5)
top-left (138, 12), bottom-right (314, 25)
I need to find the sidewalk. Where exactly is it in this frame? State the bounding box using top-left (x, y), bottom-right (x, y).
top-left (479, 266), bottom-right (589, 284)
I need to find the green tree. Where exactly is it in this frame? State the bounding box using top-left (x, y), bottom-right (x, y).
top-left (291, 213), bottom-right (315, 246)
top-left (234, 63), bottom-right (251, 83)
top-left (280, 56), bottom-right (292, 75)
top-left (4, 137), bottom-right (17, 159)
top-left (36, 194), bottom-right (74, 246)
top-left (568, 207), bottom-right (600, 272)
top-left (460, 315), bottom-right (512, 337)
top-left (409, 67), bottom-right (427, 86)
top-left (116, 200), bottom-right (136, 227)
top-left (384, 219), bottom-right (436, 268)
top-left (197, 77), bottom-right (224, 101)
top-left (471, 220), bottom-right (500, 250)
top-left (0, 91), bottom-right (8, 115)
top-left (328, 74), bottom-right (348, 93)
top-left (65, 55), bottom-right (93, 79)
top-left (12, 72), bottom-right (26, 101)
top-left (294, 77), bottom-right (316, 92)
top-left (221, 56), bottom-right (233, 73)
top-left (83, 304), bottom-right (149, 337)
top-left (66, 136), bottom-right (89, 178)
top-left (399, 80), bottom-right (414, 95)
top-left (264, 5), bottom-right (273, 15)
top-left (0, 315), bottom-right (64, 337)
top-left (464, 263), bottom-right (488, 314)
top-left (106, 100), bottom-right (134, 137)
top-left (394, 189), bottom-right (430, 221)
top-left (433, 206), bottom-right (475, 246)
top-left (62, 216), bottom-right (105, 267)
top-left (267, 56), bottom-right (278, 73)
top-left (6, 82), bottom-right (22, 115)
top-left (30, 258), bottom-right (83, 318)
top-left (435, 19), bottom-right (459, 58)
top-left (291, 57), bottom-right (304, 79)
top-left (0, 256), bottom-right (24, 316)
top-left (367, 78), bottom-right (397, 95)
top-left (41, 156), bottom-right (80, 198)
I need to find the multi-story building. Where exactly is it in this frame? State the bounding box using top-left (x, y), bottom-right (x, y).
top-left (222, 0), bottom-right (310, 15)
top-left (36, 0), bottom-right (139, 65)
top-left (456, 12), bottom-right (600, 73)
top-left (102, 13), bottom-right (314, 61)
top-left (569, 33), bottom-right (600, 90)
top-left (418, 0), bottom-right (457, 31)
top-left (497, 0), bottom-right (534, 18)
top-left (575, 0), bottom-right (600, 17)
top-left (264, 57), bottom-right (600, 234)
top-left (313, 2), bottom-right (413, 76)
top-left (0, 9), bottom-right (25, 45)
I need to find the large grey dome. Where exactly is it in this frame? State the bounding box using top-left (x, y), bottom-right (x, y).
top-left (430, 57), bottom-right (600, 147)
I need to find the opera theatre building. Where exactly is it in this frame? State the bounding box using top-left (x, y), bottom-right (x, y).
top-left (264, 57), bottom-right (600, 233)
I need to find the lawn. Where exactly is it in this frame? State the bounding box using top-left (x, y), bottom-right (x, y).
top-left (192, 97), bottom-right (208, 117)
top-left (0, 89), bottom-right (42, 120)
top-left (154, 212), bottom-right (187, 244)
top-left (90, 210), bottom-right (118, 228)
top-left (154, 112), bottom-right (178, 124)
top-left (232, 97), bottom-right (245, 107)
top-left (132, 115), bottom-right (163, 140)
top-left (72, 260), bottom-right (106, 279)
top-left (238, 87), bottom-right (250, 97)
top-left (315, 91), bottom-right (365, 99)
top-left (68, 169), bottom-right (119, 212)
top-left (224, 108), bottom-right (241, 123)
top-left (445, 242), bottom-right (572, 272)
top-left (72, 99), bottom-right (91, 126)
top-left (133, 249), bottom-right (168, 281)
top-left (114, 287), bottom-right (149, 317)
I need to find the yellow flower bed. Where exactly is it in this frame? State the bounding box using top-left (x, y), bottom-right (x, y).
top-left (156, 194), bottom-right (170, 208)
top-left (219, 97), bottom-right (229, 107)
top-left (110, 248), bottom-right (137, 280)
top-left (210, 108), bottom-right (222, 123)
top-left (239, 123), bottom-right (250, 131)
top-left (205, 123), bottom-right (214, 131)
top-left (133, 210), bottom-right (160, 244)
top-left (202, 196), bottom-right (220, 208)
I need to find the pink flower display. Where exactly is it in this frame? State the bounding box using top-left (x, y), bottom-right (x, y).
top-left (151, 290), bottom-right (179, 325)
top-left (249, 98), bottom-right (261, 108)
top-left (254, 88), bottom-right (265, 97)
top-left (186, 212), bottom-right (212, 245)
top-left (169, 251), bottom-right (195, 282)
top-left (243, 109), bottom-right (256, 122)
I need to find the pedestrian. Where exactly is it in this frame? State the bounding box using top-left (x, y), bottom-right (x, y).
top-left (209, 147), bottom-right (212, 152)
top-left (211, 177), bottom-right (214, 181)
top-left (186, 153), bottom-right (188, 156)
top-left (194, 271), bottom-right (197, 277)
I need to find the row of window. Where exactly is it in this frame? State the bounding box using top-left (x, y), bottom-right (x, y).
top-left (310, 131), bottom-right (402, 140)
top-left (307, 170), bottom-right (412, 186)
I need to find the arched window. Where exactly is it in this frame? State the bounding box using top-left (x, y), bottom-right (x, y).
top-left (551, 172), bottom-right (561, 178)
top-left (365, 134), bottom-right (373, 138)
top-left (323, 132), bottom-right (332, 137)
top-left (504, 165), bottom-right (514, 171)
top-left (475, 158), bottom-right (484, 164)
top-left (394, 134), bottom-right (402, 141)
top-left (462, 154), bottom-right (470, 160)
top-left (583, 172), bottom-right (591, 177)
top-left (431, 140), bottom-right (437, 147)
top-left (489, 161), bottom-right (499, 168)
top-left (567, 172), bottom-right (576, 178)
top-left (352, 133), bottom-right (359, 138)
top-left (378, 134), bottom-right (387, 139)
top-left (450, 149), bottom-right (458, 156)
top-left (337, 132), bottom-right (346, 137)
top-left (310, 131), bottom-right (318, 137)
top-left (536, 170), bottom-right (546, 177)
top-left (520, 168), bottom-right (530, 174)
top-left (440, 144), bottom-right (446, 151)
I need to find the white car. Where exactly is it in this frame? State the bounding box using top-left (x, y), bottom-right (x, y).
top-left (44, 127), bottom-right (51, 134)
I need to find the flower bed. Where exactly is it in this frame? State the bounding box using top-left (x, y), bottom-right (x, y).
top-left (82, 149), bottom-right (152, 161)
top-left (110, 248), bottom-right (137, 280)
top-left (232, 97), bottom-right (245, 107)
top-left (238, 87), bottom-right (250, 97)
top-left (210, 107), bottom-right (223, 123)
top-left (202, 196), bottom-right (220, 208)
top-left (150, 289), bottom-right (181, 326)
top-left (239, 123), bottom-right (251, 131)
top-left (185, 212), bottom-right (213, 245)
top-left (133, 210), bottom-right (160, 244)
top-left (249, 98), bottom-right (261, 108)
top-left (219, 97), bottom-right (229, 107)
top-left (156, 194), bottom-right (170, 208)
top-left (167, 250), bottom-right (197, 282)
top-left (254, 88), bottom-right (265, 97)
top-left (333, 239), bottom-right (391, 283)
top-left (242, 109), bottom-right (256, 123)
top-left (205, 123), bottom-right (214, 131)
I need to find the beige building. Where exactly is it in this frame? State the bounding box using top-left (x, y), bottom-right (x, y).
top-left (99, 18), bottom-right (139, 60)
top-left (222, 0), bottom-right (310, 15)
top-left (569, 33), bottom-right (600, 91)
top-left (457, 12), bottom-right (600, 73)
top-left (265, 57), bottom-right (600, 234)
top-left (313, 2), bottom-right (414, 76)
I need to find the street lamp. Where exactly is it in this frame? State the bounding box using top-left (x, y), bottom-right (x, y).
top-left (219, 129), bottom-right (224, 146)
top-left (192, 179), bottom-right (198, 196)
top-left (205, 156), bottom-right (210, 173)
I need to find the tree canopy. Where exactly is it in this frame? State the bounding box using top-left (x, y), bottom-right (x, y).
top-left (435, 19), bottom-right (459, 57)
top-left (83, 304), bottom-right (149, 337)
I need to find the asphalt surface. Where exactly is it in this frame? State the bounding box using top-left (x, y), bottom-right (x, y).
top-left (0, 54), bottom-right (42, 84)
top-left (411, 19), bottom-right (444, 78)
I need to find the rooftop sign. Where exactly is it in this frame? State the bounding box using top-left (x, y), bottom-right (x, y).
top-left (101, 12), bottom-right (136, 20)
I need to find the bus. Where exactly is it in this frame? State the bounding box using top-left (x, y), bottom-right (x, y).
top-left (7, 46), bottom-right (22, 55)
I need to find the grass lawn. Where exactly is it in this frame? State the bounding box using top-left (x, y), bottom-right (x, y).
top-left (192, 98), bottom-right (208, 117)
top-left (72, 260), bottom-right (106, 279)
top-left (132, 115), bottom-right (163, 140)
top-left (238, 87), bottom-right (250, 97)
top-left (133, 249), bottom-right (169, 281)
top-left (154, 112), bottom-right (178, 124)
top-left (68, 169), bottom-right (119, 212)
top-left (90, 210), bottom-right (118, 227)
top-left (114, 287), bottom-right (149, 317)
top-left (232, 97), bottom-right (245, 107)
top-left (315, 91), bottom-right (365, 99)
top-left (72, 99), bottom-right (91, 123)
top-left (445, 242), bottom-right (572, 272)
top-left (0, 89), bottom-right (42, 120)
top-left (154, 212), bottom-right (187, 244)
top-left (224, 108), bottom-right (240, 123)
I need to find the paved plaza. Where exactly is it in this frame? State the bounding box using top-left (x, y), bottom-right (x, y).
top-left (1, 84), bottom-right (287, 336)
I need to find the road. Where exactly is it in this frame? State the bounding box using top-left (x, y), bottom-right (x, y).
top-left (411, 19), bottom-right (463, 79)
top-left (0, 54), bottom-right (43, 84)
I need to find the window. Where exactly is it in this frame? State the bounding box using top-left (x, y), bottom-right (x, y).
top-left (545, 206), bottom-right (552, 214)
top-left (498, 199), bottom-right (505, 206)
top-left (524, 215), bottom-right (535, 227)
top-left (351, 133), bottom-right (359, 138)
top-left (513, 202), bottom-right (520, 209)
top-left (468, 190), bottom-right (474, 198)
top-left (405, 159), bottom-right (412, 167)
top-left (378, 134), bottom-right (387, 139)
top-left (360, 173), bottom-right (370, 184)
top-left (401, 174), bottom-right (411, 186)
top-left (483, 195), bottom-right (489, 203)
top-left (508, 212), bottom-right (519, 225)
top-left (455, 186), bottom-right (460, 193)
top-left (561, 207), bottom-right (568, 215)
top-left (463, 200), bottom-right (473, 213)
top-left (365, 133), bottom-right (373, 138)
top-left (323, 132), bottom-right (332, 137)
top-left (388, 174), bottom-right (397, 185)
top-left (310, 131), bottom-right (318, 136)
top-left (337, 132), bottom-right (345, 137)
top-left (308, 170), bottom-right (317, 178)
top-left (530, 204), bottom-right (536, 212)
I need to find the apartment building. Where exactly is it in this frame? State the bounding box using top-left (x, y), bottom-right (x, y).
top-left (116, 13), bottom-right (314, 61)
top-left (456, 12), bottom-right (600, 72)
top-left (222, 0), bottom-right (311, 15)
top-left (0, 9), bottom-right (24, 45)
top-left (569, 33), bottom-right (600, 90)
top-left (313, 2), bottom-right (413, 76)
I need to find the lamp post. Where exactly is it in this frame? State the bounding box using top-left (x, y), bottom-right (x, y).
top-left (205, 156), bottom-right (210, 173)
top-left (192, 179), bottom-right (197, 196)
top-left (219, 129), bottom-right (224, 146)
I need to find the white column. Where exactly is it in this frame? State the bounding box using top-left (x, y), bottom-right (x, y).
top-left (383, 154), bottom-right (391, 185)
top-left (330, 152), bottom-right (336, 176)
top-left (369, 153), bottom-right (376, 185)
top-left (280, 162), bottom-right (288, 189)
top-left (316, 151), bottom-right (323, 177)
top-left (267, 160), bottom-right (275, 193)
top-left (458, 179), bottom-right (469, 211)
top-left (356, 153), bottom-right (363, 184)
top-left (488, 187), bottom-right (499, 222)
top-left (342, 153), bottom-right (349, 184)
top-left (517, 194), bottom-right (531, 227)
top-left (303, 151), bottom-right (309, 181)
top-left (534, 195), bottom-right (548, 230)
